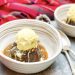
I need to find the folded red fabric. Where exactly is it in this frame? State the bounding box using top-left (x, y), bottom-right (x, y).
top-left (0, 0), bottom-right (72, 25)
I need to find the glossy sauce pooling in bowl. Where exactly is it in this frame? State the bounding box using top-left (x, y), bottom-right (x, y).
top-left (3, 42), bottom-right (48, 62)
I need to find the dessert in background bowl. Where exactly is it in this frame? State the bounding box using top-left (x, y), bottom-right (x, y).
top-left (54, 4), bottom-right (75, 37)
top-left (0, 19), bottom-right (62, 74)
top-left (65, 5), bottom-right (75, 25)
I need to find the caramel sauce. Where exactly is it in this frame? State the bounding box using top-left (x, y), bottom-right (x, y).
top-left (3, 44), bottom-right (13, 57)
top-left (37, 43), bottom-right (48, 60)
top-left (3, 43), bottom-right (48, 62)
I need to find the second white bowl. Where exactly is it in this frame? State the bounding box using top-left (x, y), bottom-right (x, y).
top-left (54, 4), bottom-right (75, 37)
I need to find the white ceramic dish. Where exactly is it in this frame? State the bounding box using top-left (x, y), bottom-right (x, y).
top-left (0, 19), bottom-right (62, 74)
top-left (54, 4), bottom-right (75, 37)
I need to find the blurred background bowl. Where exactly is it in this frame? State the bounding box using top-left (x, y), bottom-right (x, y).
top-left (54, 4), bottom-right (75, 37)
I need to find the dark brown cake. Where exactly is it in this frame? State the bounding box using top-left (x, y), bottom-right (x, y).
top-left (3, 42), bottom-right (48, 62)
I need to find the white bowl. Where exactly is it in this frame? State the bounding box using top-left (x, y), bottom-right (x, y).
top-left (54, 4), bottom-right (75, 37)
top-left (0, 19), bottom-right (62, 74)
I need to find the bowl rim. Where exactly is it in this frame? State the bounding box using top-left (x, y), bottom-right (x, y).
top-left (0, 19), bottom-right (62, 65)
top-left (54, 3), bottom-right (75, 28)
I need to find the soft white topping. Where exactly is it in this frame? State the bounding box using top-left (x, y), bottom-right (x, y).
top-left (15, 28), bottom-right (39, 51)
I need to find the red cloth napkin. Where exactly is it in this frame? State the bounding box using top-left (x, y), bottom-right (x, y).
top-left (0, 0), bottom-right (73, 25)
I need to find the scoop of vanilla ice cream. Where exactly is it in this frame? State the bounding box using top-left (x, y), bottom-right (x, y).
top-left (67, 5), bottom-right (75, 22)
top-left (15, 28), bottom-right (39, 51)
